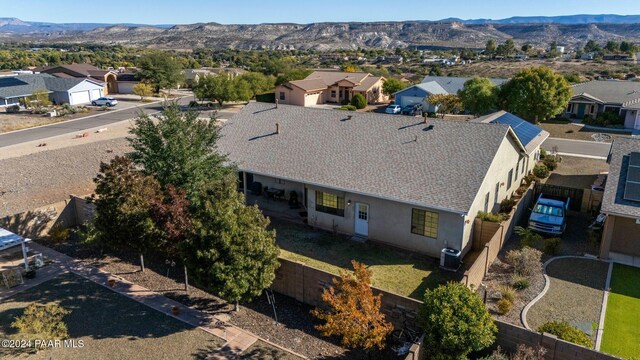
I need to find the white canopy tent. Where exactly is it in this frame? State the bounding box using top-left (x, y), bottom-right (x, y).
top-left (0, 228), bottom-right (30, 270)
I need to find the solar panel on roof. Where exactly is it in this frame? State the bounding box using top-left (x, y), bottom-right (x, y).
top-left (629, 152), bottom-right (640, 167)
top-left (491, 113), bottom-right (542, 146)
top-left (0, 77), bottom-right (28, 88)
top-left (628, 165), bottom-right (640, 183)
top-left (624, 181), bottom-right (640, 202)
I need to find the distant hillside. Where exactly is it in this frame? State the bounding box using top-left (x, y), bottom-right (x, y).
top-left (2, 15), bottom-right (640, 50)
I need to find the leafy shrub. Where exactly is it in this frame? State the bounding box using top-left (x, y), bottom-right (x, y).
top-left (496, 298), bottom-right (513, 315)
top-left (350, 93), bottom-right (367, 109)
top-left (543, 156), bottom-right (559, 171)
top-left (48, 223), bottom-right (69, 244)
top-left (419, 283), bottom-right (497, 359)
top-left (427, 112), bottom-right (437, 118)
top-left (6, 105), bottom-right (20, 113)
top-left (338, 105), bottom-right (357, 111)
top-left (511, 275), bottom-right (530, 290)
top-left (539, 148), bottom-right (547, 160)
top-left (584, 111), bottom-right (624, 127)
top-left (476, 211), bottom-right (510, 223)
top-left (12, 303), bottom-right (70, 340)
top-left (500, 198), bottom-right (516, 213)
top-left (533, 164), bottom-right (549, 179)
top-left (516, 185), bottom-right (528, 196)
top-left (340, 99), bottom-right (350, 105)
top-left (515, 226), bottom-right (543, 248)
top-left (505, 247), bottom-right (543, 277)
top-left (498, 285), bottom-right (517, 302)
top-left (538, 321), bottom-right (592, 348)
top-left (523, 174), bottom-right (536, 186)
top-left (478, 347), bottom-right (509, 360)
top-left (544, 237), bottom-right (561, 255)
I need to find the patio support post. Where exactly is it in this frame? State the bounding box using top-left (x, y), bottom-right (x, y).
top-left (242, 172), bottom-right (248, 204)
top-left (21, 239), bottom-right (29, 271)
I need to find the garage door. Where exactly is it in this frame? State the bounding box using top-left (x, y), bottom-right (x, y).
top-left (90, 89), bottom-right (101, 101)
top-left (400, 96), bottom-right (424, 107)
top-left (70, 91), bottom-right (91, 105)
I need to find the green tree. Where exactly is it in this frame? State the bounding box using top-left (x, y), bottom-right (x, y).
top-left (183, 177), bottom-right (280, 310)
top-left (485, 39), bottom-right (497, 57)
top-left (620, 41), bottom-right (636, 54)
top-left (521, 43), bottom-right (533, 54)
top-left (193, 74), bottom-right (251, 107)
top-left (350, 93), bottom-right (367, 109)
top-left (238, 72), bottom-right (275, 98)
top-left (547, 41), bottom-right (561, 59)
top-left (275, 68), bottom-right (312, 85)
top-left (132, 82), bottom-right (154, 101)
top-left (311, 261), bottom-right (393, 354)
top-left (128, 102), bottom-right (230, 203)
top-left (90, 156), bottom-right (161, 271)
top-left (605, 40), bottom-right (620, 53)
top-left (137, 52), bottom-right (184, 93)
top-left (499, 66), bottom-right (572, 122)
top-left (584, 40), bottom-right (601, 53)
top-left (26, 88), bottom-right (52, 109)
top-left (382, 78), bottom-right (407, 97)
top-left (427, 93), bottom-right (463, 118)
top-left (418, 283), bottom-right (497, 359)
top-left (458, 77), bottom-right (498, 116)
top-left (12, 303), bottom-right (70, 341)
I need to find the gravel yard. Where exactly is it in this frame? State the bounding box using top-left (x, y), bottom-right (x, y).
top-left (0, 138), bottom-right (129, 217)
top-left (543, 156), bottom-right (609, 190)
top-left (43, 237), bottom-right (401, 360)
top-left (538, 121), bottom-right (630, 142)
top-left (526, 258), bottom-right (608, 340)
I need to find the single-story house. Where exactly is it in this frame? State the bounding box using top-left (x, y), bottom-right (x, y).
top-left (37, 64), bottom-right (118, 95)
top-left (275, 70), bottom-right (387, 107)
top-left (392, 82), bottom-right (448, 112)
top-left (420, 76), bottom-right (508, 95)
top-left (184, 67), bottom-right (248, 87)
top-left (600, 138), bottom-right (640, 266)
top-left (0, 74), bottom-right (104, 107)
top-left (218, 102), bottom-right (547, 258)
top-left (565, 80), bottom-right (640, 128)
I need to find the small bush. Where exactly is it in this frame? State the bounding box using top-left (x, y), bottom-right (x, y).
top-left (476, 211), bottom-right (510, 223)
top-left (515, 226), bottom-right (543, 248)
top-left (544, 237), bottom-right (561, 255)
top-left (500, 198), bottom-right (516, 213)
top-left (48, 223), bottom-right (69, 244)
top-left (338, 105), bottom-right (357, 111)
top-left (6, 105), bottom-right (20, 113)
top-left (533, 164), bottom-right (549, 179)
top-left (538, 321), bottom-right (592, 348)
top-left (496, 298), bottom-right (513, 315)
top-left (512, 344), bottom-right (547, 360)
top-left (427, 112), bottom-right (437, 118)
top-left (188, 100), bottom-right (200, 108)
top-left (350, 93), bottom-right (367, 109)
top-left (498, 285), bottom-right (517, 302)
top-left (12, 303), bottom-right (70, 340)
top-left (516, 185), bottom-right (528, 196)
top-left (340, 99), bottom-right (350, 105)
top-left (539, 148), bottom-right (547, 159)
top-left (512, 275), bottom-right (530, 290)
top-left (478, 347), bottom-right (509, 360)
top-left (543, 156), bottom-right (559, 171)
top-left (523, 174), bottom-right (536, 186)
top-left (505, 247), bottom-right (543, 277)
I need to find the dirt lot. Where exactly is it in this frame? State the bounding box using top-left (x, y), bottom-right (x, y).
top-left (543, 156), bottom-right (609, 189)
top-left (538, 120), bottom-right (631, 142)
top-left (0, 110), bottom-right (98, 133)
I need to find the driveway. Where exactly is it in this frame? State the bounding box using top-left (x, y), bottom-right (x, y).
top-left (542, 138), bottom-right (612, 159)
top-left (0, 96), bottom-right (194, 148)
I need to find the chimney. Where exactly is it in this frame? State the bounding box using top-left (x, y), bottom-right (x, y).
top-left (423, 113), bottom-right (428, 123)
top-left (276, 123), bottom-right (280, 134)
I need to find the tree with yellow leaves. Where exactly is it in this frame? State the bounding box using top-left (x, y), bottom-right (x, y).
top-left (312, 260), bottom-right (393, 355)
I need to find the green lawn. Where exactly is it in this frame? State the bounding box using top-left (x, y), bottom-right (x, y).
top-left (272, 219), bottom-right (454, 300)
top-left (0, 273), bottom-right (224, 360)
top-left (601, 264), bottom-right (640, 359)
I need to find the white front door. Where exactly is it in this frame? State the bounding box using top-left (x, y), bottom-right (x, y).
top-left (354, 203), bottom-right (369, 237)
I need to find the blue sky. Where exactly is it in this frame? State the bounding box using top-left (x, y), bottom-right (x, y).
top-left (5, 0), bottom-right (640, 24)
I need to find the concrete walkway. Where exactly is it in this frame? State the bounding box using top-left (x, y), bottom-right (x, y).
top-left (9, 242), bottom-right (304, 359)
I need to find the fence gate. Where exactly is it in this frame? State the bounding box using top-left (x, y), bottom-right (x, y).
top-left (533, 183), bottom-right (584, 212)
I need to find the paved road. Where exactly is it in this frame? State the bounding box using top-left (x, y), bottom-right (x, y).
top-left (542, 137), bottom-right (612, 159)
top-left (0, 96), bottom-right (239, 148)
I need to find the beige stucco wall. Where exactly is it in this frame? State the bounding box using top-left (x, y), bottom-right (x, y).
top-left (610, 215), bottom-right (640, 257)
top-left (275, 85), bottom-right (306, 106)
top-left (305, 184), bottom-right (465, 257)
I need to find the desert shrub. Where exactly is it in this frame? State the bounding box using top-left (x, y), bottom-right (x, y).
top-left (538, 321), bottom-right (592, 348)
top-left (515, 226), bottom-right (543, 248)
top-left (512, 344), bottom-right (547, 360)
top-left (12, 303), bottom-right (70, 340)
top-left (478, 347), bottom-right (509, 360)
top-left (350, 93), bottom-right (367, 109)
top-left (595, 111), bottom-right (624, 126)
top-left (505, 247), bottom-right (543, 277)
top-left (498, 285), bottom-right (517, 302)
top-left (515, 185), bottom-right (528, 196)
top-left (523, 174), bottom-right (536, 186)
top-left (511, 275), bottom-right (530, 290)
top-left (476, 211), bottom-right (510, 223)
top-left (496, 298), bottom-right (513, 315)
top-left (6, 105), bottom-right (20, 113)
top-left (48, 223), bottom-right (69, 244)
top-left (543, 237), bottom-right (561, 255)
top-left (338, 105), bottom-right (357, 111)
top-left (542, 156), bottom-right (559, 171)
top-left (500, 198), bottom-right (516, 213)
top-left (533, 164), bottom-right (549, 179)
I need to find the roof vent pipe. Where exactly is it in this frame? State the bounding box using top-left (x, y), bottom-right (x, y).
top-left (347, 115), bottom-right (353, 120)
top-left (275, 99), bottom-right (279, 108)
top-left (276, 123), bottom-right (280, 134)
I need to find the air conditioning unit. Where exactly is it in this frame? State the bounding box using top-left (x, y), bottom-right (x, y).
top-left (440, 248), bottom-right (462, 271)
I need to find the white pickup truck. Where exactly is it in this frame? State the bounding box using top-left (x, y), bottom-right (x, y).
top-left (528, 194), bottom-right (570, 236)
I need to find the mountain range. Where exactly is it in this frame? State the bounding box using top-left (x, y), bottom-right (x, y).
top-left (2, 15), bottom-right (640, 50)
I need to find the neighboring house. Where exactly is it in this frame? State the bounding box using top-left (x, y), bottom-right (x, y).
top-left (392, 82), bottom-right (448, 112)
top-left (581, 52), bottom-right (597, 60)
top-left (275, 70), bottom-right (387, 107)
top-left (420, 76), bottom-right (508, 95)
top-left (600, 138), bottom-right (640, 266)
top-left (184, 67), bottom-right (248, 87)
top-left (116, 73), bottom-right (141, 94)
top-left (37, 64), bottom-right (118, 95)
top-left (217, 102), bottom-right (547, 258)
top-left (566, 80), bottom-right (640, 128)
top-left (0, 74), bottom-right (104, 107)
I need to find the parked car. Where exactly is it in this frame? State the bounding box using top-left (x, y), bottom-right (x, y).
top-left (385, 104), bottom-right (402, 114)
top-left (401, 103), bottom-right (423, 116)
top-left (91, 97), bottom-right (118, 107)
top-left (528, 194), bottom-right (570, 235)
